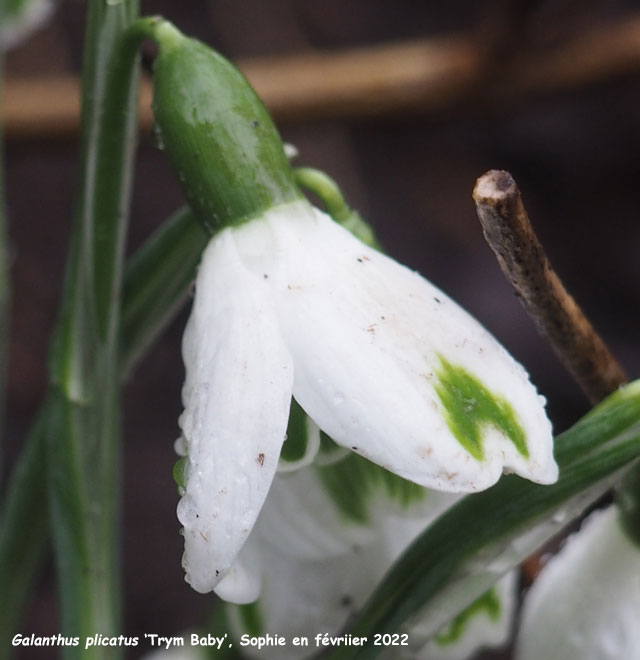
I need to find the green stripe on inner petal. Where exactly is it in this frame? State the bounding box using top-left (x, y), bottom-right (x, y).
top-left (435, 587), bottom-right (501, 646)
top-left (434, 355), bottom-right (529, 461)
top-left (316, 437), bottom-right (427, 524)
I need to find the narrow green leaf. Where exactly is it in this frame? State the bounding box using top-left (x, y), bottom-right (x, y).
top-left (0, 408), bottom-right (49, 658)
top-left (616, 462), bottom-right (640, 547)
top-left (45, 2), bottom-right (142, 657)
top-left (119, 207), bottom-right (206, 377)
top-left (1, 200), bottom-right (208, 654)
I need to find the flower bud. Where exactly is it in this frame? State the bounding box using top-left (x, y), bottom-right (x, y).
top-left (148, 19), bottom-right (301, 233)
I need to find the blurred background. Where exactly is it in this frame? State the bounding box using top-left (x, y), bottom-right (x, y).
top-left (4, 0), bottom-right (640, 657)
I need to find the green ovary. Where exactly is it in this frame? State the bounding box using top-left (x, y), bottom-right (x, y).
top-left (435, 356), bottom-right (529, 461)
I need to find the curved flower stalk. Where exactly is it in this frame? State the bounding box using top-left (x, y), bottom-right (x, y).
top-left (1, 0), bottom-right (55, 49)
top-left (516, 505), bottom-right (640, 660)
top-left (224, 453), bottom-right (516, 660)
top-left (138, 17), bottom-right (558, 595)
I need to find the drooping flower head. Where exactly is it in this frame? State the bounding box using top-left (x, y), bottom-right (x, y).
top-left (146, 18), bottom-right (558, 594)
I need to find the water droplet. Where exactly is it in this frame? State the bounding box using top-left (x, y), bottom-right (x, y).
top-left (552, 509), bottom-right (568, 524)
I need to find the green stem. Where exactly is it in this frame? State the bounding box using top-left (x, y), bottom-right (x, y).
top-left (293, 167), bottom-right (381, 249)
top-left (46, 2), bottom-right (141, 657)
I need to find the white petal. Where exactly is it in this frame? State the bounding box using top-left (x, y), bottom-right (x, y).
top-left (213, 532), bottom-right (262, 604)
top-left (177, 228), bottom-right (293, 594)
top-left (260, 201), bottom-right (555, 492)
top-left (517, 506), bottom-right (640, 660)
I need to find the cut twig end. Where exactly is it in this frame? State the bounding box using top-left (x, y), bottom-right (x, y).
top-left (473, 169), bottom-right (518, 205)
top-left (472, 169), bottom-right (628, 404)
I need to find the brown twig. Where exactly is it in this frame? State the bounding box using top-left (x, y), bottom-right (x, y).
top-left (472, 170), bottom-right (627, 405)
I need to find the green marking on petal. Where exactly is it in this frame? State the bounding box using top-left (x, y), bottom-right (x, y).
top-left (172, 456), bottom-right (188, 490)
top-left (435, 587), bottom-right (501, 646)
top-left (434, 355), bottom-right (529, 461)
top-left (236, 601), bottom-right (263, 636)
top-left (280, 398), bottom-right (309, 463)
top-left (317, 441), bottom-right (427, 524)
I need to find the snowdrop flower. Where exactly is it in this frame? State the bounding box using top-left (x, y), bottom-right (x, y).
top-left (516, 505), bottom-right (640, 660)
top-left (176, 197), bottom-right (556, 593)
top-left (146, 19), bottom-right (558, 595)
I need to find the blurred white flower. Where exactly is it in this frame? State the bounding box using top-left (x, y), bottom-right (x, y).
top-left (516, 505), bottom-right (640, 660)
top-left (1, 0), bottom-right (55, 50)
top-left (177, 198), bottom-right (557, 594)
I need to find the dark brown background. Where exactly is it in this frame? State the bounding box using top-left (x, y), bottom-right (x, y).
top-left (4, 1), bottom-right (640, 658)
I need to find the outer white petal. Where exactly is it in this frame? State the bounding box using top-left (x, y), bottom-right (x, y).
top-left (413, 571), bottom-right (517, 660)
top-left (213, 530), bottom-right (262, 604)
top-left (517, 506), bottom-right (640, 660)
top-left (177, 228), bottom-right (293, 594)
top-left (260, 201), bottom-right (555, 492)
